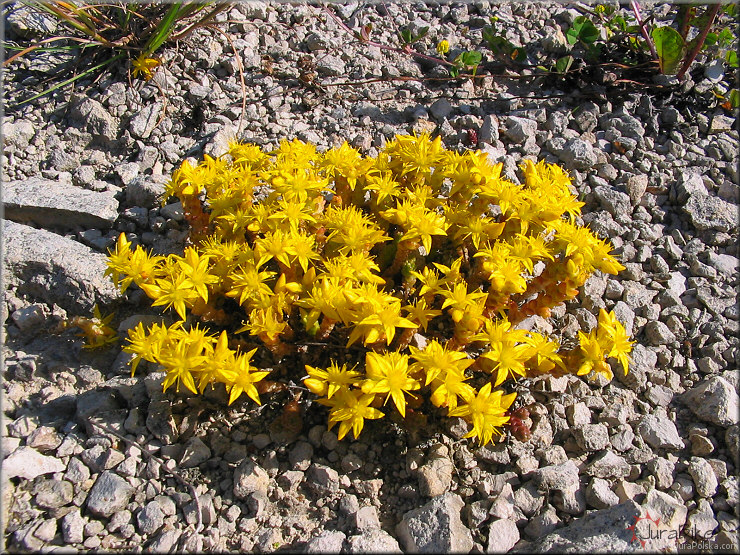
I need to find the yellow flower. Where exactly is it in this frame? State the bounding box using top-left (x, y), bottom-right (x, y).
top-left (448, 382), bottom-right (516, 446)
top-left (437, 40), bottom-right (450, 55)
top-left (132, 54), bottom-right (160, 81)
top-left (361, 351), bottom-right (420, 418)
top-left (323, 389), bottom-right (384, 440)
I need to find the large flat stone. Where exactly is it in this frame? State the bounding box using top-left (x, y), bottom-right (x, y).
top-left (3, 220), bottom-right (120, 313)
top-left (3, 177), bottom-right (118, 228)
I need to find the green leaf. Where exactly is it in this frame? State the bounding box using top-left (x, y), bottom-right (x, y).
top-left (413, 26), bottom-right (429, 42)
top-left (565, 27), bottom-right (579, 45)
top-left (703, 32), bottom-right (718, 48)
top-left (570, 16), bottom-right (600, 45)
top-left (449, 66), bottom-right (460, 78)
top-left (726, 50), bottom-right (738, 68)
top-left (729, 89), bottom-right (739, 108)
top-left (651, 25), bottom-right (685, 75)
top-left (400, 28), bottom-right (413, 44)
top-left (555, 55), bottom-right (574, 73)
top-left (461, 50), bottom-right (482, 66)
top-left (717, 27), bottom-right (734, 47)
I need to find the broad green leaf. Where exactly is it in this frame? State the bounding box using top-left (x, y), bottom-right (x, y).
top-left (400, 29), bottom-right (413, 44)
top-left (461, 50), bottom-right (482, 66)
top-left (651, 25), bottom-right (685, 75)
top-left (555, 55), bottom-right (574, 73)
top-left (413, 26), bottom-right (429, 42)
top-left (565, 27), bottom-right (579, 45)
top-left (717, 27), bottom-right (734, 47)
top-left (571, 16), bottom-right (600, 44)
top-left (703, 32), bottom-right (718, 48)
top-left (729, 89), bottom-right (739, 108)
top-left (726, 50), bottom-right (738, 67)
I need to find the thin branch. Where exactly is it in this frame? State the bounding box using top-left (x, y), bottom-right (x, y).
top-left (322, 5), bottom-right (455, 68)
top-left (629, 0), bottom-right (658, 61)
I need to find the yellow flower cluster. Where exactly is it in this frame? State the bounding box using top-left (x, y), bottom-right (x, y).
top-left (106, 133), bottom-right (634, 445)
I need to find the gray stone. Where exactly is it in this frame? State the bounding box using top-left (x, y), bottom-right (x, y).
top-left (32, 519), bottom-right (57, 542)
top-left (351, 506), bottom-right (381, 531)
top-left (487, 518), bottom-right (520, 553)
top-left (573, 424), bottom-right (610, 452)
top-left (34, 478), bottom-right (74, 509)
top-left (674, 171), bottom-right (707, 203)
top-left (306, 463), bottom-right (340, 494)
top-left (147, 529), bottom-right (182, 552)
top-left (685, 499), bottom-right (718, 538)
top-left (160, 201), bottom-right (184, 221)
top-left (3, 221), bottom-right (120, 313)
top-left (639, 489), bottom-right (688, 550)
top-left (532, 461), bottom-right (580, 492)
top-left (637, 412), bottom-right (684, 450)
top-left (70, 98), bottom-right (118, 141)
top-left (81, 444), bottom-right (125, 472)
top-left (3, 446), bottom-right (65, 479)
top-left (136, 500), bottom-right (165, 535)
top-left (523, 505), bottom-right (561, 539)
top-left (3, 178), bottom-right (119, 229)
top-left (396, 492), bottom-right (474, 553)
top-left (233, 460), bottom-right (269, 499)
top-left (3, 120), bottom-right (35, 149)
top-left (346, 529), bottom-right (402, 553)
top-left (504, 116), bottom-right (537, 144)
top-left (429, 99), bottom-right (453, 120)
top-left (146, 399), bottom-right (179, 444)
top-left (586, 478), bottom-right (620, 509)
top-left (683, 194), bottom-right (736, 232)
top-left (688, 457), bottom-right (718, 498)
top-left (86, 471), bottom-right (135, 518)
top-left (417, 450), bottom-right (454, 497)
top-left (130, 102), bottom-right (163, 139)
top-left (683, 376), bottom-right (739, 427)
top-left (179, 437), bottom-right (211, 468)
top-left (11, 305), bottom-right (47, 332)
top-left (125, 174), bottom-right (167, 208)
top-left (625, 174), bottom-right (648, 205)
top-left (480, 115), bottom-right (499, 144)
top-left (706, 251), bottom-right (738, 276)
top-left (644, 321), bottom-right (676, 346)
top-left (561, 139), bottom-right (598, 170)
top-left (523, 501), bottom-right (641, 552)
top-left (305, 530), bottom-right (347, 553)
top-left (646, 457), bottom-right (675, 490)
top-left (587, 451), bottom-right (630, 479)
top-left (593, 185), bottom-right (631, 217)
top-left (288, 441), bottom-right (313, 471)
top-left (317, 54), bottom-right (346, 76)
top-left (61, 510), bottom-right (85, 544)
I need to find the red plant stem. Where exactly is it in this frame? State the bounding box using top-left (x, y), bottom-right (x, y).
top-left (322, 6), bottom-right (456, 68)
top-left (630, 0), bottom-right (658, 61)
top-left (676, 2), bottom-right (721, 80)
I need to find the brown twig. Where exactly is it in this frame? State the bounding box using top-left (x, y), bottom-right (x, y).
top-left (322, 5), bottom-right (455, 69)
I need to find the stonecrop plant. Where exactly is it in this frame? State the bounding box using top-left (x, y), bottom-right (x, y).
top-left (106, 134), bottom-right (634, 446)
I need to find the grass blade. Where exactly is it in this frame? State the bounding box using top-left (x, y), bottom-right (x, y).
top-left (10, 51), bottom-right (124, 109)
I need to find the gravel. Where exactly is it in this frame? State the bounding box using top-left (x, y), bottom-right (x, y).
top-left (2, 1), bottom-right (738, 553)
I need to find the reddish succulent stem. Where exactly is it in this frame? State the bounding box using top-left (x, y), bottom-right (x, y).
top-left (629, 0), bottom-right (658, 61)
top-left (676, 3), bottom-right (721, 80)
